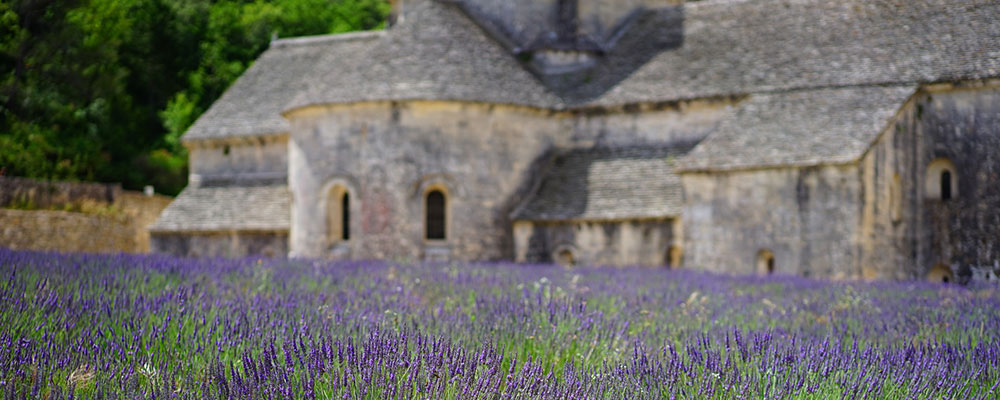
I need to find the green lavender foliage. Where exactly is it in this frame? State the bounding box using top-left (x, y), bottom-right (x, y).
top-left (1, 249), bottom-right (998, 399)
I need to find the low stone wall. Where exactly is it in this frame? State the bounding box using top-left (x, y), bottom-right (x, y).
top-left (0, 209), bottom-right (137, 253)
top-left (0, 178), bottom-right (172, 254)
top-left (514, 219), bottom-right (678, 267)
top-left (151, 231), bottom-right (288, 258)
top-left (0, 176), bottom-right (121, 209)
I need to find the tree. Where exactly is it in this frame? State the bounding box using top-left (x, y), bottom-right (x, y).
top-left (0, 0), bottom-right (389, 195)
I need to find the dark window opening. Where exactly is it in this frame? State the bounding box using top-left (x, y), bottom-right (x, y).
top-left (940, 171), bottom-right (952, 201)
top-left (223, 145), bottom-right (231, 156)
top-left (767, 257), bottom-right (775, 274)
top-left (426, 190), bottom-right (446, 240)
top-left (341, 192), bottom-right (350, 241)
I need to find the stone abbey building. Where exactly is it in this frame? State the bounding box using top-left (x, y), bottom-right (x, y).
top-left (151, 0), bottom-right (1000, 282)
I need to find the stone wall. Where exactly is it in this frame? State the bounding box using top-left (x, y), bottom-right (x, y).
top-left (150, 231), bottom-right (288, 258)
top-left (680, 84), bottom-right (1000, 282)
top-left (0, 209), bottom-right (136, 253)
top-left (864, 85), bottom-right (1000, 282)
top-left (287, 101), bottom-right (564, 261)
top-left (680, 165), bottom-right (862, 278)
top-left (187, 135), bottom-right (288, 186)
top-left (0, 176), bottom-right (121, 209)
top-left (117, 192), bottom-right (175, 252)
top-left (513, 219), bottom-right (678, 267)
top-left (285, 99), bottom-right (723, 262)
top-left (0, 189), bottom-right (171, 254)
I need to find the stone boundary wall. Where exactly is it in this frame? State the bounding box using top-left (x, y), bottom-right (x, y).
top-left (0, 176), bottom-right (122, 209)
top-left (0, 209), bottom-right (137, 253)
top-left (0, 178), bottom-right (172, 253)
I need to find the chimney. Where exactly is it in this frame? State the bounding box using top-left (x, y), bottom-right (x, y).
top-left (389, 0), bottom-right (405, 27)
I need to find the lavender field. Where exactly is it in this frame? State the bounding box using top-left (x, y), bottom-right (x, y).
top-left (1, 249), bottom-right (999, 399)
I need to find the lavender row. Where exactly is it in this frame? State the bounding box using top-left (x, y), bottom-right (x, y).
top-left (1, 249), bottom-right (998, 398)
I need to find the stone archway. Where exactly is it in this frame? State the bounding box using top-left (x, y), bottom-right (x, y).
top-left (553, 245), bottom-right (577, 267)
top-left (756, 249), bottom-right (775, 275)
top-left (666, 245), bottom-right (683, 269)
top-left (927, 264), bottom-right (954, 283)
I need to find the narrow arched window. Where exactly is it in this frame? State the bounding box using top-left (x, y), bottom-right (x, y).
top-left (925, 158), bottom-right (957, 201)
top-left (341, 192), bottom-right (350, 240)
top-left (326, 186), bottom-right (350, 247)
top-left (426, 190), bottom-right (446, 240)
top-left (940, 171), bottom-right (952, 201)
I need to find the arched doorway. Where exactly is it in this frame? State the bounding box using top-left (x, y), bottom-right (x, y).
top-left (927, 264), bottom-right (954, 284)
top-left (756, 249), bottom-right (775, 275)
top-left (666, 246), bottom-right (683, 269)
top-left (553, 246), bottom-right (577, 267)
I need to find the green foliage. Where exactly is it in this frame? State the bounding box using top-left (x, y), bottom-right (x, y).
top-left (0, 0), bottom-right (388, 195)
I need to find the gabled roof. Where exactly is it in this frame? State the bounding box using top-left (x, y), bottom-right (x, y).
top-left (187, 0), bottom-right (1000, 173)
top-left (185, 0), bottom-right (1000, 119)
top-left (452, 0), bottom-right (680, 53)
top-left (284, 0), bottom-right (563, 112)
top-left (149, 185), bottom-right (289, 232)
top-left (278, 0), bottom-right (999, 113)
top-left (675, 86), bottom-right (916, 172)
top-left (590, 0), bottom-right (1000, 106)
top-left (513, 146), bottom-right (692, 222)
top-left (182, 31), bottom-right (381, 141)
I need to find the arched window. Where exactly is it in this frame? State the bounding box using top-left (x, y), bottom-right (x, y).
top-left (756, 249), bottom-right (775, 275)
top-left (666, 246), bottom-right (683, 269)
top-left (326, 186), bottom-right (350, 246)
top-left (925, 158), bottom-right (957, 201)
top-left (340, 192), bottom-right (350, 240)
top-left (425, 190), bottom-right (446, 240)
top-left (940, 171), bottom-right (952, 201)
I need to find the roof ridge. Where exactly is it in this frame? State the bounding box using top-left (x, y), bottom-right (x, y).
top-left (685, 0), bottom-right (768, 8)
top-left (270, 30), bottom-right (385, 49)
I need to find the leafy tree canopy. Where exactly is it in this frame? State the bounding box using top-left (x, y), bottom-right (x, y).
top-left (0, 0), bottom-right (388, 195)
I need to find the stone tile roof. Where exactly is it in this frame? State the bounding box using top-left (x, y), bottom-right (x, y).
top-left (285, 0), bottom-right (563, 112)
top-left (590, 0), bottom-right (1000, 106)
top-left (149, 185), bottom-right (289, 232)
top-left (675, 86), bottom-right (916, 172)
top-left (190, 0), bottom-right (1000, 169)
top-left (281, 0), bottom-right (1000, 111)
top-left (182, 31), bottom-right (382, 141)
top-left (513, 146), bottom-right (692, 221)
top-left (453, 0), bottom-right (680, 52)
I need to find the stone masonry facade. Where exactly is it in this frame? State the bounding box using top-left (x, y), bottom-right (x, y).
top-left (151, 0), bottom-right (1000, 282)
